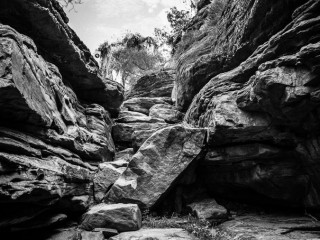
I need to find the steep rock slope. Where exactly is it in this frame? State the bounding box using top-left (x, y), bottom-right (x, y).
top-left (175, 0), bottom-right (306, 111)
top-left (185, 0), bottom-right (320, 208)
top-left (0, 0), bottom-right (124, 115)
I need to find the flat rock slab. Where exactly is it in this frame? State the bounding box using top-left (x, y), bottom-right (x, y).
top-left (188, 199), bottom-right (228, 220)
top-left (211, 214), bottom-right (320, 240)
top-left (45, 228), bottom-right (106, 240)
top-left (107, 125), bottom-right (206, 209)
top-left (116, 111), bottom-right (165, 123)
top-left (81, 203), bottom-right (141, 232)
top-left (149, 104), bottom-right (184, 123)
top-left (122, 97), bottom-right (172, 115)
top-left (112, 122), bottom-right (169, 144)
top-left (109, 228), bottom-right (197, 240)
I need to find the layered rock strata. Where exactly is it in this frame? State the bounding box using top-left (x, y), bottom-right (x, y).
top-left (184, 0), bottom-right (320, 208)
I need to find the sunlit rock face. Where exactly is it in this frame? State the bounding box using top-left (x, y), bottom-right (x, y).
top-left (106, 125), bottom-right (206, 209)
top-left (184, 0), bottom-right (320, 208)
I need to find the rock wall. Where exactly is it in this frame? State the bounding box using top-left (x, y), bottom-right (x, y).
top-left (175, 0), bottom-right (306, 111)
top-left (0, 0), bottom-right (124, 232)
top-left (0, 0), bottom-right (124, 115)
top-left (184, 0), bottom-right (320, 208)
top-left (125, 69), bottom-right (175, 99)
top-left (1, 0), bottom-right (320, 237)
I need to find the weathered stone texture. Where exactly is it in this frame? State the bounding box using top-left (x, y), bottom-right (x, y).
top-left (126, 69), bottom-right (175, 99)
top-left (107, 125), bottom-right (206, 209)
top-left (176, 0), bottom-right (306, 111)
top-left (184, 0), bottom-right (320, 208)
top-left (0, 0), bottom-right (124, 114)
top-left (0, 0), bottom-right (121, 231)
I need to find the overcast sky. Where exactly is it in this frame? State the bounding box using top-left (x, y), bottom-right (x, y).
top-left (65, 0), bottom-right (190, 53)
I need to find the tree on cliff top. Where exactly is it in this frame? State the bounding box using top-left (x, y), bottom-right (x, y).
top-left (98, 33), bottom-right (164, 89)
top-left (154, 6), bottom-right (192, 48)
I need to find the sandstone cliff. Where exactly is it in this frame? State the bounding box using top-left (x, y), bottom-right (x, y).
top-left (0, 0), bottom-right (124, 234)
top-left (1, 0), bottom-right (320, 239)
top-left (184, 0), bottom-right (320, 208)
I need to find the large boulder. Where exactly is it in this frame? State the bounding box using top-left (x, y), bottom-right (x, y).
top-left (126, 69), bottom-right (175, 99)
top-left (110, 228), bottom-right (197, 240)
top-left (80, 203), bottom-right (142, 232)
top-left (106, 125), bottom-right (206, 209)
top-left (0, 0), bottom-right (124, 114)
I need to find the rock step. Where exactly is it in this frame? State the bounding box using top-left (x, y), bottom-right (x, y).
top-left (80, 203), bottom-right (142, 233)
top-left (110, 228), bottom-right (197, 240)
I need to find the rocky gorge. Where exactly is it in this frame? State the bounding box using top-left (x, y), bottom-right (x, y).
top-left (0, 0), bottom-right (320, 239)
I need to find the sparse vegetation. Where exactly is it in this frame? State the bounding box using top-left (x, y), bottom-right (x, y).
top-left (98, 33), bottom-right (164, 89)
top-left (142, 211), bottom-right (214, 240)
top-left (154, 6), bottom-right (193, 55)
top-left (174, 0), bottom-right (226, 57)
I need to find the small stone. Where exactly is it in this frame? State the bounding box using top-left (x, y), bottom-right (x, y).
top-left (188, 199), bottom-right (228, 220)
